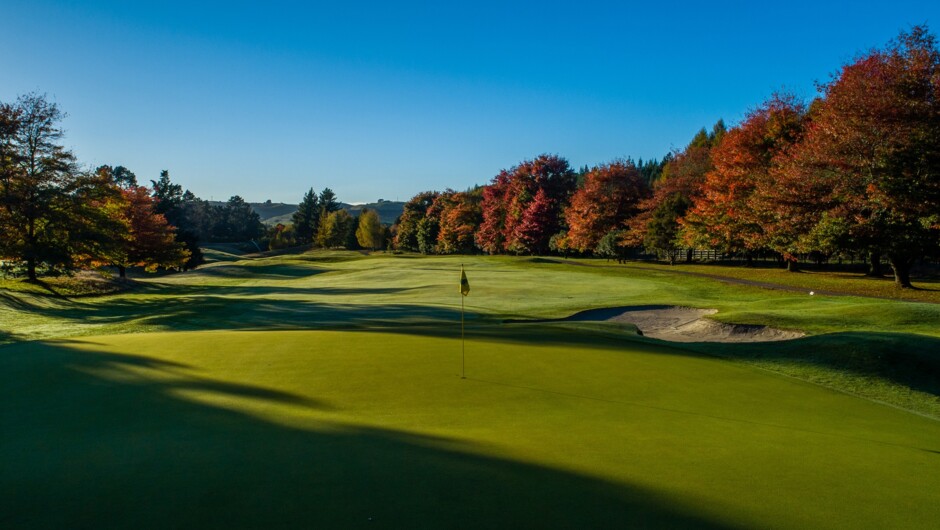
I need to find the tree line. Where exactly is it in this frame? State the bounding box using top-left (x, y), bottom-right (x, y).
top-left (0, 96), bottom-right (388, 280)
top-left (2, 27), bottom-right (937, 288)
top-left (389, 26), bottom-right (940, 288)
top-left (0, 94), bottom-right (273, 280)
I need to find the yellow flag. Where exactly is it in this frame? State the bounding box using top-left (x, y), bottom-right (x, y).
top-left (460, 266), bottom-right (470, 296)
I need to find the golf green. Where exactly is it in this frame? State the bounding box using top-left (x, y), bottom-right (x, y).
top-left (2, 327), bottom-right (938, 529)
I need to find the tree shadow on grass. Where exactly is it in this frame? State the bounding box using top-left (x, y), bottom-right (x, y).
top-left (186, 262), bottom-right (327, 280)
top-left (0, 340), bottom-right (733, 530)
top-left (125, 284), bottom-right (419, 300)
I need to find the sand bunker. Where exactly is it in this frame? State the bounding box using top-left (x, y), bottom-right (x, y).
top-left (522, 305), bottom-right (804, 343)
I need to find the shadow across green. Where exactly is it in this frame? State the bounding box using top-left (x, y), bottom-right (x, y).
top-left (0, 340), bottom-right (733, 530)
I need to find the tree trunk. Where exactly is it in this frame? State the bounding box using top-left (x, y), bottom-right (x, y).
top-left (787, 259), bottom-right (800, 272)
top-left (866, 252), bottom-right (884, 277)
top-left (888, 255), bottom-right (914, 289)
top-left (27, 257), bottom-right (37, 282)
top-left (745, 254), bottom-right (754, 267)
top-left (685, 248), bottom-right (693, 263)
top-left (119, 265), bottom-right (127, 279)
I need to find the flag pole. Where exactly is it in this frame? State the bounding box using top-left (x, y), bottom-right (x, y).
top-left (461, 289), bottom-right (465, 379)
top-left (459, 264), bottom-right (469, 379)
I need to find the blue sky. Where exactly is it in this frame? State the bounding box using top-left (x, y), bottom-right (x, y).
top-left (3, 1), bottom-right (939, 203)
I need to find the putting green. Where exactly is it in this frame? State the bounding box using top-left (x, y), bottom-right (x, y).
top-left (2, 327), bottom-right (938, 529)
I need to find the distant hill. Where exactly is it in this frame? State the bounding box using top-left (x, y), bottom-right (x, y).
top-left (341, 200), bottom-right (406, 225)
top-left (211, 199), bottom-right (406, 226)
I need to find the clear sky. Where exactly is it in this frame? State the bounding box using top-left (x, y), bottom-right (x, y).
top-left (3, 1), bottom-right (939, 204)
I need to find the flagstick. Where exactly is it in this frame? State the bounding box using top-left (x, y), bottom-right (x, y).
top-left (461, 288), bottom-right (466, 379)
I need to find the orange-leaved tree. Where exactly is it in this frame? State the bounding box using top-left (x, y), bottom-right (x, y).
top-left (564, 161), bottom-right (649, 254)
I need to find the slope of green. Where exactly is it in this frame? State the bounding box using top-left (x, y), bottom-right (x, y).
top-left (2, 251), bottom-right (940, 528)
top-left (2, 329), bottom-right (939, 529)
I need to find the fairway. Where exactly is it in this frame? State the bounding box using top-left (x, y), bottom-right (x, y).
top-left (2, 252), bottom-right (940, 528)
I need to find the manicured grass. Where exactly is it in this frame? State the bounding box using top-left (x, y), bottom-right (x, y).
top-left (2, 251), bottom-right (940, 527)
top-left (623, 260), bottom-right (940, 303)
top-left (2, 329), bottom-right (939, 529)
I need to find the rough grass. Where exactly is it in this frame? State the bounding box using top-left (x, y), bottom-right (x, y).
top-left (2, 251), bottom-right (940, 527)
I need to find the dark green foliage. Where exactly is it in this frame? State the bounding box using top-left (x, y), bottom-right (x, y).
top-left (150, 170), bottom-right (183, 219)
top-left (635, 157), bottom-right (667, 186)
top-left (395, 191), bottom-right (439, 252)
top-left (318, 188), bottom-right (340, 218)
top-left (291, 188), bottom-right (319, 244)
top-left (416, 216), bottom-right (439, 254)
top-left (594, 229), bottom-right (628, 261)
top-left (645, 193), bottom-right (693, 264)
top-left (212, 196), bottom-right (265, 242)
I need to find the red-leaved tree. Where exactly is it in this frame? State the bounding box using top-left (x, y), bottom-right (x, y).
top-left (476, 154), bottom-right (576, 254)
top-left (110, 186), bottom-right (190, 278)
top-left (780, 26), bottom-right (940, 287)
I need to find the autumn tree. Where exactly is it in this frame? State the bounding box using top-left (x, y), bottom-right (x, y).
top-left (783, 26), bottom-right (940, 287)
top-left (269, 223), bottom-right (296, 250)
top-left (476, 154), bottom-right (576, 254)
top-left (625, 121), bottom-right (724, 257)
top-left (436, 188), bottom-right (483, 254)
top-left (475, 174), bottom-right (509, 254)
top-left (108, 186), bottom-right (190, 278)
top-left (682, 97), bottom-right (806, 267)
top-left (355, 208), bottom-right (385, 250)
top-left (0, 94), bottom-right (119, 280)
top-left (564, 161), bottom-right (649, 253)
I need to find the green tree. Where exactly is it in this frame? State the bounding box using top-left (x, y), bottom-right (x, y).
top-left (594, 229), bottom-right (628, 262)
top-left (395, 191), bottom-right (439, 251)
top-left (150, 170), bottom-right (183, 218)
top-left (317, 209), bottom-right (354, 248)
top-left (644, 193), bottom-right (692, 264)
top-left (213, 195), bottom-right (264, 241)
top-left (95, 164), bottom-right (138, 189)
top-left (318, 187), bottom-right (340, 219)
top-left (416, 216), bottom-right (439, 254)
top-left (291, 188), bottom-right (320, 245)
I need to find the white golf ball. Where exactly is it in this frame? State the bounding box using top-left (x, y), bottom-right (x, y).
top-left (809, 291), bottom-right (815, 296)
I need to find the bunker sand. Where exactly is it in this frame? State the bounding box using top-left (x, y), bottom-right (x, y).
top-left (531, 305), bottom-right (805, 343)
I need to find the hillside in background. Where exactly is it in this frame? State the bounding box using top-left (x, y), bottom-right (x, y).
top-left (209, 200), bottom-right (405, 226)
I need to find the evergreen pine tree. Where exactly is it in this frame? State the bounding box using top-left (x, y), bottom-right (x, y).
top-left (291, 188), bottom-right (319, 245)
